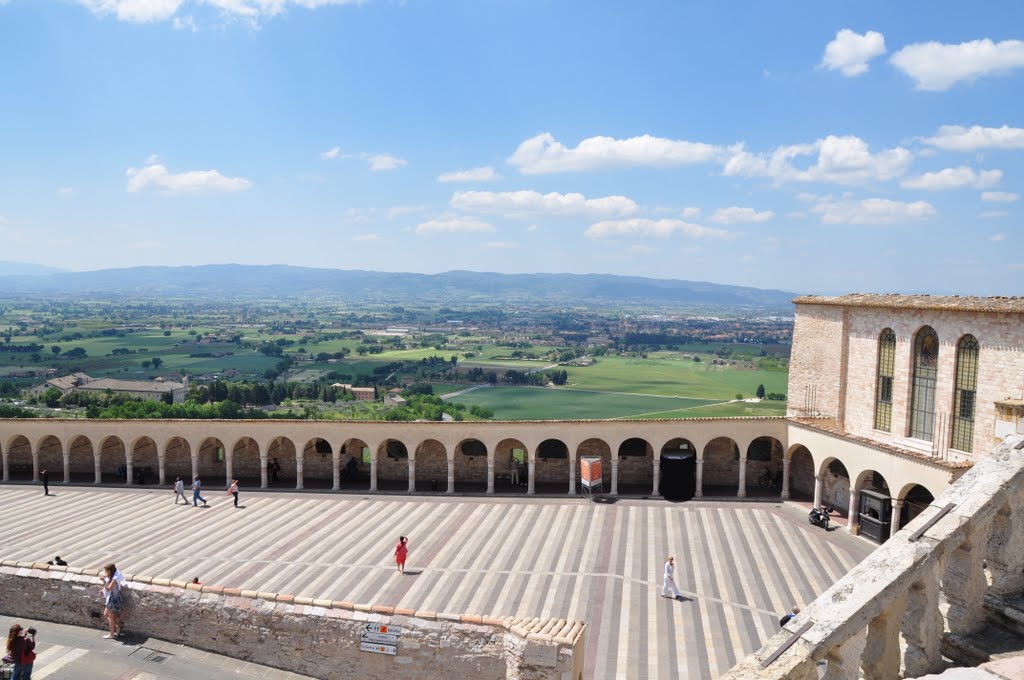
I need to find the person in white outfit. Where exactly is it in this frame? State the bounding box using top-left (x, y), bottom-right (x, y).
top-left (173, 477), bottom-right (189, 505)
top-left (662, 555), bottom-right (683, 600)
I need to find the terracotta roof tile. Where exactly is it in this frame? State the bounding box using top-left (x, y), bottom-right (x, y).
top-left (793, 293), bottom-right (1024, 314)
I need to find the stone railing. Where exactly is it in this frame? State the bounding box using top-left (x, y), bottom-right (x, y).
top-left (0, 562), bottom-right (585, 680)
top-left (721, 434), bottom-right (1024, 680)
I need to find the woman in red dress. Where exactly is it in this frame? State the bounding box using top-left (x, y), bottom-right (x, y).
top-left (394, 536), bottom-right (408, 574)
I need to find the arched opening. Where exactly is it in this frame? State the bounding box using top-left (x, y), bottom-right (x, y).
top-left (855, 470), bottom-right (891, 544)
top-left (494, 438), bottom-right (527, 493)
top-left (786, 445), bottom-right (815, 501)
top-left (376, 439), bottom-right (409, 492)
top-left (37, 435), bottom-right (63, 483)
top-left (897, 483), bottom-right (935, 531)
top-left (455, 438), bottom-right (488, 493)
top-left (163, 437), bottom-right (192, 483)
top-left (231, 437), bottom-right (261, 488)
top-left (196, 437), bottom-right (227, 484)
top-left (99, 436), bottom-right (126, 484)
top-left (746, 436), bottom-right (784, 498)
top-left (819, 457), bottom-right (851, 513)
top-left (339, 438), bottom-right (370, 489)
top-left (68, 436), bottom-right (94, 483)
top-left (130, 436), bottom-right (158, 485)
top-left (5, 435), bottom-right (32, 481)
top-left (266, 436), bottom-right (297, 487)
top-left (301, 437), bottom-right (333, 489)
top-left (535, 438), bottom-right (568, 493)
top-left (577, 438), bottom-right (612, 494)
top-left (618, 437), bottom-right (654, 495)
top-left (414, 439), bottom-right (448, 493)
top-left (702, 437), bottom-right (740, 496)
top-left (658, 438), bottom-right (695, 500)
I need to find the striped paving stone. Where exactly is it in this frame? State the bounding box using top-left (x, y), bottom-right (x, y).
top-left (0, 487), bottom-right (874, 680)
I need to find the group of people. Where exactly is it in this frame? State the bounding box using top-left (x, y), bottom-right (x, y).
top-left (172, 476), bottom-right (240, 508)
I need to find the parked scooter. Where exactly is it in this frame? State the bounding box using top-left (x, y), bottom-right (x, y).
top-left (808, 505), bottom-right (833, 530)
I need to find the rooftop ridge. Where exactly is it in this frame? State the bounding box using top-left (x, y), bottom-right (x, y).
top-left (793, 293), bottom-right (1024, 314)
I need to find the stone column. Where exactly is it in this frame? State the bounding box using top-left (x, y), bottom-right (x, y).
top-left (486, 458), bottom-right (495, 495)
top-left (447, 459), bottom-right (455, 494)
top-left (295, 458), bottom-right (304, 490)
top-left (407, 459), bottom-right (416, 493)
top-left (986, 501), bottom-right (1024, 595)
top-left (31, 449), bottom-right (39, 482)
top-left (610, 458), bottom-right (619, 496)
top-left (944, 527), bottom-right (991, 634)
top-left (822, 628), bottom-right (868, 680)
top-left (695, 459), bottom-right (704, 498)
top-left (2, 452), bottom-right (8, 482)
top-left (737, 456), bottom-right (747, 498)
top-left (848, 488), bottom-right (860, 534)
top-left (63, 453), bottom-right (71, 485)
top-left (332, 454), bottom-right (340, 491)
top-left (260, 457), bottom-right (268, 489)
top-left (527, 458), bottom-right (535, 495)
top-left (889, 499), bottom-right (904, 539)
top-left (813, 473), bottom-right (823, 509)
top-left (157, 456), bottom-right (166, 487)
top-left (191, 455), bottom-right (198, 480)
top-left (370, 455), bottom-right (378, 492)
top-left (781, 458), bottom-right (791, 500)
top-left (225, 456), bottom-right (233, 488)
top-left (651, 458), bottom-right (660, 497)
top-left (901, 576), bottom-right (944, 677)
top-left (568, 457), bottom-right (576, 495)
top-left (862, 594), bottom-right (907, 680)
top-left (94, 454), bottom-right (102, 485)
top-left (126, 453), bottom-right (134, 485)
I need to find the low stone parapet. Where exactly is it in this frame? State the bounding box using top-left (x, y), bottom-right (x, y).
top-left (0, 562), bottom-right (585, 680)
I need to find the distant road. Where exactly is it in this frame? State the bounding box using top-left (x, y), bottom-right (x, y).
top-left (440, 384), bottom-right (490, 400)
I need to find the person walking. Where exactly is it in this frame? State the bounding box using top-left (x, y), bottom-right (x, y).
top-left (662, 555), bottom-right (684, 600)
top-left (40, 469), bottom-right (49, 496)
top-left (192, 476), bottom-right (207, 507)
top-left (100, 564), bottom-right (124, 639)
top-left (394, 536), bottom-right (409, 574)
top-left (227, 479), bottom-right (239, 508)
top-left (6, 623), bottom-right (36, 680)
top-left (173, 477), bottom-right (189, 505)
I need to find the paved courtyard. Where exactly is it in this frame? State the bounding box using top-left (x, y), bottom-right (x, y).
top-left (0, 486), bottom-right (873, 679)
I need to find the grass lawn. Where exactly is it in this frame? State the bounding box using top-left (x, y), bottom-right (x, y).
top-left (451, 386), bottom-right (719, 420)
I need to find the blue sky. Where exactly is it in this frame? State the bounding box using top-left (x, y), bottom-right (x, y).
top-left (0, 1), bottom-right (1022, 295)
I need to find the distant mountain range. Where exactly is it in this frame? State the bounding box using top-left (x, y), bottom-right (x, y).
top-left (0, 263), bottom-right (796, 308)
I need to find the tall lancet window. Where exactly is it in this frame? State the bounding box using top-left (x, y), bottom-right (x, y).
top-left (909, 326), bottom-right (939, 441)
top-left (874, 329), bottom-right (896, 431)
top-left (950, 335), bottom-right (979, 452)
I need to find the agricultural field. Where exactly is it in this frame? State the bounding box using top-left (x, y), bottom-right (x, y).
top-left (449, 386), bottom-right (720, 420)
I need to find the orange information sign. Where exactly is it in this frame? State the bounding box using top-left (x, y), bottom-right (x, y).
top-left (580, 456), bottom-right (602, 490)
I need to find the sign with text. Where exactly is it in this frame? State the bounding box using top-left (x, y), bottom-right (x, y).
top-left (361, 632), bottom-right (400, 645)
top-left (581, 456), bottom-right (603, 490)
top-left (360, 641), bottom-right (397, 655)
top-left (364, 624), bottom-right (402, 635)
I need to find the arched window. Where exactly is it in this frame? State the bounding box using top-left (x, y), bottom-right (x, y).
top-left (909, 326), bottom-right (939, 441)
top-left (874, 329), bottom-right (896, 431)
top-left (950, 335), bottom-right (979, 452)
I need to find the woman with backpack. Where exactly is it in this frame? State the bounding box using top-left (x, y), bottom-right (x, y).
top-left (5, 623), bottom-right (37, 680)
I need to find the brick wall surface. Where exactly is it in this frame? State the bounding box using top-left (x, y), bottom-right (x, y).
top-left (0, 564), bottom-right (584, 680)
top-left (787, 305), bottom-right (846, 420)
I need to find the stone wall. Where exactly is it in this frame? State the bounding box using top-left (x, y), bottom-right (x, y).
top-left (787, 304), bottom-right (846, 420)
top-left (0, 562), bottom-right (585, 680)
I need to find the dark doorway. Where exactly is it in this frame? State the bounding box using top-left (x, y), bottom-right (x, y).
top-left (659, 453), bottom-right (696, 501)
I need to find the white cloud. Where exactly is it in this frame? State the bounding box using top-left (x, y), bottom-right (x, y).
top-left (978, 210), bottom-right (1009, 219)
top-left (437, 166), bottom-right (501, 183)
top-left (811, 197), bottom-right (936, 225)
top-left (900, 167), bottom-right (1002, 191)
top-left (484, 241), bottom-right (518, 249)
top-left (387, 204), bottom-right (427, 219)
top-left (584, 218), bottom-right (732, 240)
top-left (708, 206), bottom-right (774, 224)
top-left (340, 207), bottom-right (375, 223)
top-left (990, 233), bottom-right (1007, 242)
top-left (58, 187), bottom-right (74, 197)
top-left (125, 162), bottom-right (251, 193)
top-left (76, 0), bottom-right (359, 24)
top-left (890, 39), bottom-right (1024, 91)
top-left (450, 190), bottom-right (638, 219)
top-left (921, 125), bottom-right (1024, 152)
top-left (681, 206), bottom-right (701, 219)
top-left (508, 132), bottom-right (724, 174)
top-left (353, 233), bottom-right (382, 241)
top-left (724, 135), bottom-right (912, 186)
top-left (415, 216), bottom-right (495, 235)
top-left (982, 191), bottom-right (1020, 203)
top-left (367, 153), bottom-right (407, 171)
top-left (320, 146), bottom-right (342, 160)
top-left (820, 29), bottom-right (886, 77)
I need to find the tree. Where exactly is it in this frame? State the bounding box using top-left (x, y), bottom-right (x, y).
top-left (756, 384), bottom-right (766, 399)
top-left (163, 330), bottom-right (171, 336)
top-left (152, 357), bottom-right (163, 369)
top-left (51, 345), bottom-right (61, 355)
top-left (43, 387), bottom-right (62, 408)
